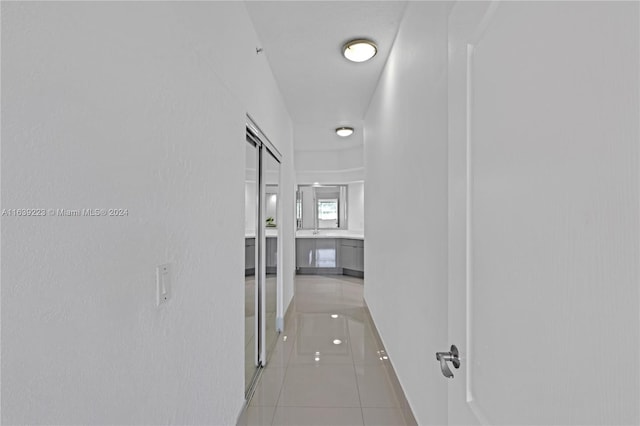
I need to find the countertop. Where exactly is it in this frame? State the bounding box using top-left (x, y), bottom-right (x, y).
top-left (245, 229), bottom-right (365, 240)
top-left (245, 229), bottom-right (278, 239)
top-left (295, 230), bottom-right (364, 240)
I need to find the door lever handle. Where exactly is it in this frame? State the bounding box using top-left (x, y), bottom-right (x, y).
top-left (436, 345), bottom-right (460, 379)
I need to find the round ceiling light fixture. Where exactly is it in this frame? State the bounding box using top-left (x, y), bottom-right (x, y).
top-left (342, 39), bottom-right (377, 63)
top-left (336, 127), bottom-right (354, 137)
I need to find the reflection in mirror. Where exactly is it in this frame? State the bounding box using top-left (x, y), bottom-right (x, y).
top-left (296, 185), bottom-right (348, 230)
top-left (244, 139), bottom-right (258, 397)
top-left (264, 151), bottom-right (280, 359)
top-left (265, 185), bottom-right (278, 228)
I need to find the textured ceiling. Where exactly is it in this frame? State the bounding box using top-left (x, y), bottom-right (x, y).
top-left (245, 1), bottom-right (407, 150)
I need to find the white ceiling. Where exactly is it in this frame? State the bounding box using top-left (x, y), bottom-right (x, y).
top-left (245, 1), bottom-right (407, 151)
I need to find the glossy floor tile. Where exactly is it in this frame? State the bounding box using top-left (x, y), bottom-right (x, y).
top-left (272, 407), bottom-right (364, 426)
top-left (278, 364), bottom-right (360, 407)
top-left (361, 408), bottom-right (406, 426)
top-left (238, 275), bottom-right (413, 426)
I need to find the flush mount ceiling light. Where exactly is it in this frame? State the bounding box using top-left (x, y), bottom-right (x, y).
top-left (336, 127), bottom-right (354, 137)
top-left (342, 39), bottom-right (377, 62)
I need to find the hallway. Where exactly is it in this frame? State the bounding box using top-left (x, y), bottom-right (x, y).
top-left (3, 2), bottom-right (639, 424)
top-left (239, 276), bottom-right (414, 426)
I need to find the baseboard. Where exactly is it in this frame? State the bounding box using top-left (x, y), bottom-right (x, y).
top-left (342, 268), bottom-right (364, 278)
top-left (363, 303), bottom-right (418, 426)
top-left (235, 398), bottom-right (248, 426)
top-left (284, 296), bottom-right (295, 319)
top-left (295, 267), bottom-right (342, 275)
top-left (282, 295), bottom-right (296, 332)
top-left (236, 364), bottom-right (267, 426)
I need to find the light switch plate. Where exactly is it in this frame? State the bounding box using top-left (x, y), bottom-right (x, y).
top-left (156, 264), bottom-right (171, 306)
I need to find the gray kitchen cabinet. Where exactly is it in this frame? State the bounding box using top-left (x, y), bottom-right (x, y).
top-left (296, 237), bottom-right (363, 277)
top-left (246, 236), bottom-right (278, 275)
top-left (339, 238), bottom-right (364, 277)
top-left (296, 238), bottom-right (315, 268)
top-left (245, 237), bottom-right (255, 276)
top-left (355, 245), bottom-right (364, 273)
top-left (315, 239), bottom-right (338, 268)
top-left (296, 238), bottom-right (341, 274)
top-left (340, 241), bottom-right (357, 270)
top-left (266, 237), bottom-right (277, 274)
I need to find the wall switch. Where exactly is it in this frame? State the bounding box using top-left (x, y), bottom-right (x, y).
top-left (156, 264), bottom-right (171, 306)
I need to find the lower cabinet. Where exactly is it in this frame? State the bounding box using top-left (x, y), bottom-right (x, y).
top-left (246, 236), bottom-right (278, 275)
top-left (245, 237), bottom-right (255, 276)
top-left (339, 238), bottom-right (364, 278)
top-left (296, 237), bottom-right (364, 277)
top-left (266, 237), bottom-right (277, 274)
top-left (296, 238), bottom-right (341, 274)
top-left (296, 238), bottom-right (315, 268)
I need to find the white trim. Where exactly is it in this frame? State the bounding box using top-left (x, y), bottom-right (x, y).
top-left (465, 41), bottom-right (474, 405)
top-left (294, 144), bottom-right (363, 154)
top-left (247, 114), bottom-right (282, 161)
top-left (296, 167), bottom-right (365, 175)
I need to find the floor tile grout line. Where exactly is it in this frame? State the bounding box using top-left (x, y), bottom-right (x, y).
top-left (252, 302), bottom-right (299, 423)
top-left (348, 315), bottom-right (366, 426)
top-left (358, 303), bottom-right (407, 418)
top-left (274, 404), bottom-right (363, 408)
top-left (269, 312), bottom-right (299, 426)
top-left (267, 276), bottom-right (402, 425)
top-left (296, 280), bottom-right (359, 418)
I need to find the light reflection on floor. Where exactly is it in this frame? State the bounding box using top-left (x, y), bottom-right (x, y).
top-left (239, 275), bottom-right (411, 426)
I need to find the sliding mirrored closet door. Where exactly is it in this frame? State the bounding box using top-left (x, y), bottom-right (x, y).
top-left (244, 137), bottom-right (259, 396)
top-left (263, 149), bottom-right (280, 360)
top-left (244, 122), bottom-right (281, 399)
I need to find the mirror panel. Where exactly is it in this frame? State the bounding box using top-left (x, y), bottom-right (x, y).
top-left (296, 185), bottom-right (348, 230)
top-left (263, 150), bottom-right (280, 358)
top-left (244, 139), bottom-right (259, 396)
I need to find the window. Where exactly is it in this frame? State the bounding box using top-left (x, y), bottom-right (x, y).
top-left (317, 199), bottom-right (338, 228)
top-left (318, 199), bottom-right (338, 220)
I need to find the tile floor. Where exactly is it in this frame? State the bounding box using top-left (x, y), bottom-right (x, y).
top-left (238, 275), bottom-right (412, 426)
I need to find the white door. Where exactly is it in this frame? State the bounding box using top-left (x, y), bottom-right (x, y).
top-left (447, 2), bottom-right (639, 424)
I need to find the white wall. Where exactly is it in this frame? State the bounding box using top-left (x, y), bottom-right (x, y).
top-left (348, 182), bottom-right (365, 232)
top-left (296, 168), bottom-right (364, 185)
top-left (1, 2), bottom-right (294, 425)
top-left (295, 146), bottom-right (364, 184)
top-left (293, 116), bottom-right (365, 184)
top-left (293, 122), bottom-right (364, 152)
top-left (363, 2), bottom-right (449, 425)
